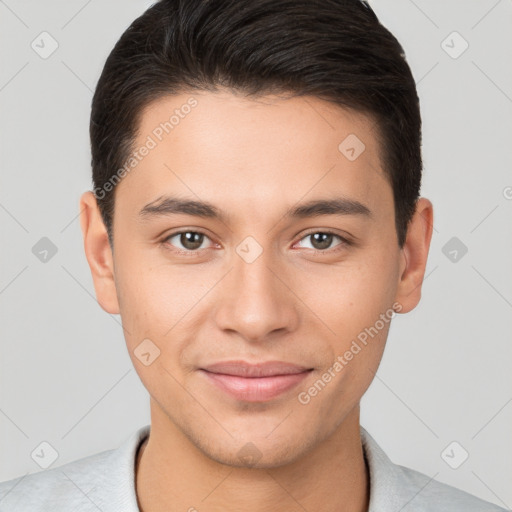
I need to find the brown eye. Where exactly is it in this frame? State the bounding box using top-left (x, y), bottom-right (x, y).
top-left (310, 232), bottom-right (334, 250)
top-left (296, 231), bottom-right (347, 251)
top-left (165, 231), bottom-right (210, 251)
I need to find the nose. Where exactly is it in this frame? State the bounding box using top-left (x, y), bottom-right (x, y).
top-left (213, 246), bottom-right (300, 343)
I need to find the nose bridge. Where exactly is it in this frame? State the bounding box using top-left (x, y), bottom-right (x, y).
top-left (213, 239), bottom-right (299, 342)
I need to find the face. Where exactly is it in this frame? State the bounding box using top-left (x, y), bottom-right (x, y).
top-left (81, 90), bottom-right (432, 468)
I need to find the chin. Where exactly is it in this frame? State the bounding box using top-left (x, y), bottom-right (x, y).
top-left (192, 429), bottom-right (318, 469)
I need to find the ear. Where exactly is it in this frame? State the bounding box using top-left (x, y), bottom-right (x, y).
top-left (394, 197), bottom-right (434, 314)
top-left (79, 191), bottom-right (120, 314)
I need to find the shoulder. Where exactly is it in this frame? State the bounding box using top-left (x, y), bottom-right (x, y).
top-left (0, 425), bottom-right (149, 512)
top-left (0, 449), bottom-right (114, 512)
top-left (360, 426), bottom-right (507, 512)
top-left (393, 462), bottom-right (507, 511)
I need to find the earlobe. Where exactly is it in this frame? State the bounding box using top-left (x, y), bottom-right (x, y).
top-left (394, 197), bottom-right (434, 314)
top-left (79, 191), bottom-right (120, 314)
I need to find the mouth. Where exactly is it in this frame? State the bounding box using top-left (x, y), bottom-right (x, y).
top-left (199, 360), bottom-right (314, 402)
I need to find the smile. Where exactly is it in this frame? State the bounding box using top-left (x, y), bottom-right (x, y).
top-left (199, 360), bottom-right (313, 402)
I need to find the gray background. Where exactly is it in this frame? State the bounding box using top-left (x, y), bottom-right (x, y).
top-left (0, 0), bottom-right (511, 508)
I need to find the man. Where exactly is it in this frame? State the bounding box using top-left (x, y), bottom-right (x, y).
top-left (0, 0), bottom-right (506, 510)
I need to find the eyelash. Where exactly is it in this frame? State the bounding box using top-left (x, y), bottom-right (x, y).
top-left (160, 229), bottom-right (351, 256)
top-left (295, 229), bottom-right (352, 253)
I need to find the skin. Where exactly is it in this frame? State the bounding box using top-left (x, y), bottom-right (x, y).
top-left (80, 90), bottom-right (433, 512)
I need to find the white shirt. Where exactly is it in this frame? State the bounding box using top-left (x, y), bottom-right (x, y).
top-left (0, 424), bottom-right (506, 511)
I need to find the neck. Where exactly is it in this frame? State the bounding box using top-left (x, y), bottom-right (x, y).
top-left (135, 401), bottom-right (369, 512)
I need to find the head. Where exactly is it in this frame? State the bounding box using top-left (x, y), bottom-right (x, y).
top-left (81, 0), bottom-right (433, 468)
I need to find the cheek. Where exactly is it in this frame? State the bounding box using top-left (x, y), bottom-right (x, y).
top-left (294, 319), bottom-right (391, 437)
top-left (114, 250), bottom-right (181, 322)
top-left (299, 252), bottom-right (399, 338)
top-left (113, 253), bottom-right (172, 349)
top-left (114, 263), bottom-right (187, 396)
top-left (114, 256), bottom-right (215, 379)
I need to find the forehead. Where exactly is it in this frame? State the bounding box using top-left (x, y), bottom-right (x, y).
top-left (114, 90), bottom-right (391, 222)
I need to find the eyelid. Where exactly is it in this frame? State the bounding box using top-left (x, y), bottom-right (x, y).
top-left (293, 229), bottom-right (352, 252)
top-left (161, 228), bottom-right (218, 254)
top-left (161, 228), bottom-right (353, 255)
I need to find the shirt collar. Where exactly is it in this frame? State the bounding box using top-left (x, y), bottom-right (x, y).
top-left (360, 425), bottom-right (416, 511)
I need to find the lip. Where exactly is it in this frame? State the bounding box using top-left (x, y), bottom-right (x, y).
top-left (202, 360), bottom-right (311, 377)
top-left (199, 360), bottom-right (313, 402)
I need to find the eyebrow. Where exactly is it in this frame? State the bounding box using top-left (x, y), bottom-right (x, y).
top-left (286, 197), bottom-right (372, 219)
top-left (138, 195), bottom-right (372, 222)
top-left (139, 196), bottom-right (231, 223)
